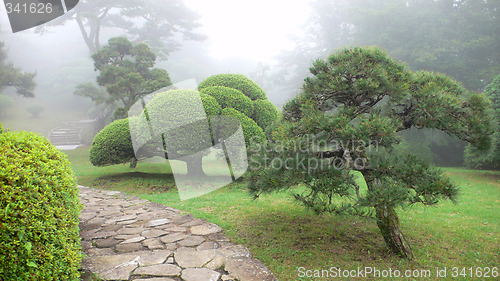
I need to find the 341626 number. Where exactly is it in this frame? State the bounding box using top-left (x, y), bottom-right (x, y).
top-left (5, 2), bottom-right (53, 14)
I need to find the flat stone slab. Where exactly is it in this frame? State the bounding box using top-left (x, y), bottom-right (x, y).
top-left (136, 250), bottom-right (172, 266)
top-left (181, 268), bottom-right (221, 281)
top-left (160, 232), bottom-right (190, 244)
top-left (145, 218), bottom-right (171, 227)
top-left (79, 186), bottom-right (277, 281)
top-left (190, 223), bottom-right (222, 235)
top-left (134, 277), bottom-right (175, 281)
top-left (84, 254), bottom-right (139, 273)
top-left (133, 264), bottom-right (181, 277)
top-left (100, 263), bottom-right (137, 281)
top-left (178, 235), bottom-right (205, 247)
top-left (174, 248), bottom-right (216, 268)
top-left (121, 236), bottom-right (145, 244)
top-left (142, 229), bottom-right (169, 238)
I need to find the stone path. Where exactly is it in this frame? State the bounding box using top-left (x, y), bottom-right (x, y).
top-left (79, 186), bottom-right (278, 281)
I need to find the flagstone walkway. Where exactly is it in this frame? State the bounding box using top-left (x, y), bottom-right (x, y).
top-left (78, 186), bottom-right (278, 281)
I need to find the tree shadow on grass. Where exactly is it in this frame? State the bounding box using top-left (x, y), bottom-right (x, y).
top-left (90, 172), bottom-right (177, 193)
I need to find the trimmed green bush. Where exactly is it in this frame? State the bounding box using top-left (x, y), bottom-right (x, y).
top-left (200, 92), bottom-right (222, 116)
top-left (200, 86), bottom-right (254, 118)
top-left (90, 90), bottom-right (222, 167)
top-left (0, 129), bottom-right (82, 280)
top-left (252, 99), bottom-right (278, 130)
top-left (198, 74), bottom-right (266, 101)
top-left (221, 108), bottom-right (265, 145)
top-left (143, 90), bottom-right (216, 155)
top-left (90, 118), bottom-right (135, 166)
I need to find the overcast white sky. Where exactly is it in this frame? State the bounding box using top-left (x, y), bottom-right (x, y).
top-left (183, 0), bottom-right (312, 61)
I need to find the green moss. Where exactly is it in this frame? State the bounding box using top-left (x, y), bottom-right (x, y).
top-left (0, 130), bottom-right (82, 280)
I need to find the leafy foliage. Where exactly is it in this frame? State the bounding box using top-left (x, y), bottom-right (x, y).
top-left (252, 99), bottom-right (279, 130)
top-left (281, 0), bottom-right (499, 92)
top-left (90, 118), bottom-right (135, 166)
top-left (278, 0), bottom-right (499, 164)
top-left (198, 74), bottom-right (267, 101)
top-left (0, 41), bottom-right (36, 100)
top-left (464, 74), bottom-right (500, 169)
top-left (198, 74), bottom-right (278, 131)
top-left (200, 86), bottom-right (254, 118)
top-left (249, 47), bottom-right (495, 259)
top-left (90, 74), bottom-right (276, 176)
top-left (90, 90), bottom-right (223, 167)
top-left (0, 126), bottom-right (82, 280)
top-left (76, 37), bottom-right (172, 120)
top-left (221, 108), bottom-right (265, 145)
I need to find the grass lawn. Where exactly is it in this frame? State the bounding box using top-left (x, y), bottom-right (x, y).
top-left (65, 146), bottom-right (499, 280)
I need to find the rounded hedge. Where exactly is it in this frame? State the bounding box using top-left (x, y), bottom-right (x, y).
top-left (0, 129), bottom-right (82, 280)
top-left (90, 118), bottom-right (135, 166)
top-left (200, 86), bottom-right (254, 118)
top-left (252, 99), bottom-right (278, 130)
top-left (221, 108), bottom-right (265, 145)
top-left (198, 74), bottom-right (266, 101)
top-left (90, 90), bottom-right (222, 166)
top-left (200, 92), bottom-right (222, 116)
top-left (143, 89), bottom-right (216, 155)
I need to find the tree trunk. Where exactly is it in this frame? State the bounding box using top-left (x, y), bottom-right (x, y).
top-left (184, 155), bottom-right (206, 177)
top-left (375, 205), bottom-right (414, 259)
top-left (129, 158), bottom-right (138, 168)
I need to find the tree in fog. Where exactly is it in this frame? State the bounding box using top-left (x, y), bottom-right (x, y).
top-left (281, 0), bottom-right (499, 91)
top-left (0, 41), bottom-right (36, 98)
top-left (75, 37), bottom-right (171, 120)
top-left (249, 47), bottom-right (496, 259)
top-left (279, 0), bottom-right (499, 166)
top-left (349, 0), bottom-right (499, 91)
top-left (37, 0), bottom-right (205, 57)
top-left (465, 74), bottom-right (500, 170)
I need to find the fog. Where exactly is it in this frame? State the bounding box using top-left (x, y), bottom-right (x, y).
top-left (0, 0), bottom-right (497, 165)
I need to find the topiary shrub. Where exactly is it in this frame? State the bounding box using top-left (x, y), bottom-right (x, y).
top-left (198, 74), bottom-right (266, 101)
top-left (221, 108), bottom-right (265, 145)
top-left (90, 90), bottom-right (223, 168)
top-left (252, 99), bottom-right (278, 130)
top-left (200, 92), bottom-right (222, 116)
top-left (90, 118), bottom-right (135, 166)
top-left (0, 129), bottom-right (82, 280)
top-left (200, 86), bottom-right (254, 118)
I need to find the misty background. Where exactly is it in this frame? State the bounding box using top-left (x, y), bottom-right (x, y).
top-left (0, 0), bottom-right (498, 166)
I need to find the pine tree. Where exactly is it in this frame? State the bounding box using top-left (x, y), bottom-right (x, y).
top-left (248, 47), bottom-right (495, 259)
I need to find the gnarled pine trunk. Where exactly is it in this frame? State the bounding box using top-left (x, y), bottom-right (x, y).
top-left (375, 205), bottom-right (414, 260)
